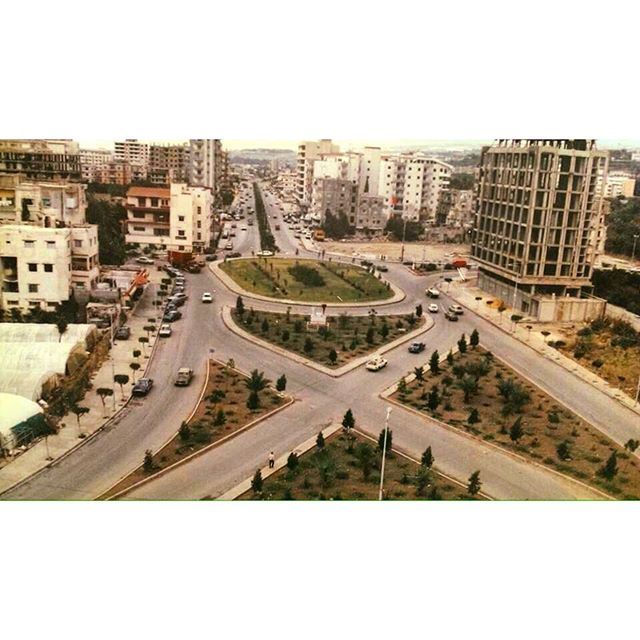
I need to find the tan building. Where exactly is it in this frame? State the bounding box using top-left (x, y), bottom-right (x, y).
top-left (0, 139), bottom-right (82, 182)
top-left (93, 160), bottom-right (133, 185)
top-left (599, 172), bottom-right (636, 198)
top-left (471, 139), bottom-right (609, 321)
top-left (149, 143), bottom-right (189, 185)
top-left (168, 183), bottom-right (214, 255)
top-left (124, 186), bottom-right (171, 247)
top-left (296, 139), bottom-right (340, 206)
top-left (436, 189), bottom-right (474, 227)
top-left (188, 139), bottom-right (223, 193)
top-left (80, 149), bottom-right (112, 182)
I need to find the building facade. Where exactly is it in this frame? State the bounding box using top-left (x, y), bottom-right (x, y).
top-left (80, 149), bottom-right (112, 182)
top-left (471, 139), bottom-right (609, 321)
top-left (0, 139), bottom-right (82, 182)
top-left (296, 139), bottom-right (340, 206)
top-left (149, 143), bottom-right (189, 185)
top-left (188, 139), bottom-right (222, 193)
top-left (124, 186), bottom-right (171, 247)
top-left (355, 195), bottom-right (386, 233)
top-left (168, 183), bottom-right (214, 255)
top-left (598, 171), bottom-right (636, 198)
top-left (311, 178), bottom-right (358, 225)
top-left (436, 189), bottom-right (475, 226)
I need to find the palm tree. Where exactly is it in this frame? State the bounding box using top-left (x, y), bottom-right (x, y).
top-left (114, 374), bottom-right (129, 398)
top-left (244, 369), bottom-right (270, 393)
top-left (129, 362), bottom-right (141, 382)
top-left (96, 387), bottom-right (114, 416)
top-left (70, 404), bottom-right (90, 437)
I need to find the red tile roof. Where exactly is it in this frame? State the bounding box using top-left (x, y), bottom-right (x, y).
top-left (127, 186), bottom-right (170, 197)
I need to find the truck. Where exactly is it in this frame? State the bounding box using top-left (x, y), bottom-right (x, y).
top-left (174, 367), bottom-right (194, 386)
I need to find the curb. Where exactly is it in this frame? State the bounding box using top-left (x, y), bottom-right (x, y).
top-left (216, 423), bottom-right (342, 500)
top-left (221, 306), bottom-right (434, 378)
top-left (379, 386), bottom-right (610, 501)
top-left (105, 387), bottom-right (296, 500)
top-left (209, 259), bottom-right (407, 309)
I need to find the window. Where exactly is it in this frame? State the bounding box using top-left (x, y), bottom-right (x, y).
top-left (133, 226), bottom-right (145, 232)
top-left (178, 216), bottom-right (185, 222)
top-left (28, 263), bottom-right (37, 272)
top-left (197, 220), bottom-right (201, 228)
top-left (44, 264), bottom-right (53, 273)
top-left (24, 240), bottom-right (35, 248)
top-left (197, 206), bottom-right (202, 214)
top-left (28, 283), bottom-right (39, 293)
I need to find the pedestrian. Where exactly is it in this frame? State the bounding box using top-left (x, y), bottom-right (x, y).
top-left (268, 451), bottom-right (275, 469)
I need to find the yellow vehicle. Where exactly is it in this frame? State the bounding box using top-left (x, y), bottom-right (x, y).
top-left (313, 229), bottom-right (326, 241)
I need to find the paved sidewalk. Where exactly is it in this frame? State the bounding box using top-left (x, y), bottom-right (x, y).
top-left (446, 278), bottom-right (640, 418)
top-left (0, 266), bottom-right (167, 495)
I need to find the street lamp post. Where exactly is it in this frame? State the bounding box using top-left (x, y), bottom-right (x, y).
top-left (109, 315), bottom-right (117, 413)
top-left (632, 234), bottom-right (639, 262)
top-left (378, 407), bottom-right (392, 501)
top-left (399, 218), bottom-right (408, 264)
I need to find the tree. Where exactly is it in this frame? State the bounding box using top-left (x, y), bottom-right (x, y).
top-left (70, 404), bottom-right (90, 427)
top-left (251, 469), bottom-right (263, 493)
top-left (328, 348), bottom-right (338, 364)
top-left (415, 304), bottom-right (423, 318)
top-left (322, 210), bottom-right (352, 240)
top-left (114, 374), bottom-right (129, 397)
top-left (143, 324), bottom-right (155, 339)
top-left (384, 215), bottom-right (422, 242)
top-left (449, 172), bottom-right (474, 190)
top-left (457, 334), bottom-right (468, 354)
top-left (143, 449), bottom-right (154, 472)
top-left (342, 408), bottom-right (355, 431)
top-left (214, 409), bottom-right (227, 426)
top-left (304, 337), bottom-right (315, 354)
top-left (287, 452), bottom-right (299, 471)
top-left (132, 349), bottom-right (141, 359)
top-left (316, 431), bottom-right (325, 449)
top-left (599, 452), bottom-right (619, 480)
top-left (261, 318), bottom-right (270, 333)
top-left (281, 329), bottom-right (290, 342)
top-left (624, 439), bottom-right (640, 453)
top-left (468, 408), bottom-right (480, 424)
top-left (379, 323), bottom-right (389, 339)
top-left (509, 416), bottom-right (524, 443)
top-left (236, 295), bottom-right (245, 317)
top-left (556, 440), bottom-right (571, 461)
top-left (414, 366), bottom-right (425, 382)
top-left (129, 361), bottom-right (141, 382)
top-left (138, 336), bottom-right (148, 354)
top-left (247, 390), bottom-right (260, 411)
top-left (467, 470), bottom-right (482, 496)
top-left (207, 389), bottom-right (226, 404)
top-left (446, 350), bottom-right (454, 365)
top-left (397, 376), bottom-right (408, 395)
top-left (378, 428), bottom-right (392, 455)
top-left (541, 330), bottom-right (551, 344)
top-left (355, 442), bottom-right (375, 480)
top-left (245, 369), bottom-right (270, 392)
top-left (56, 318), bottom-right (68, 343)
top-left (427, 386), bottom-right (441, 412)
top-left (276, 374), bottom-right (287, 392)
top-left (96, 387), bottom-right (113, 414)
top-left (457, 375), bottom-right (478, 403)
top-left (498, 378), bottom-right (531, 416)
top-left (86, 197), bottom-right (127, 265)
top-left (366, 327), bottom-right (375, 344)
top-left (421, 446), bottom-right (434, 469)
top-left (429, 350), bottom-right (440, 374)
top-left (179, 422), bottom-right (191, 441)
top-left (469, 329), bottom-right (479, 348)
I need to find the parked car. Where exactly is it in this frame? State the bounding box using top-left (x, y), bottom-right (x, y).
top-left (376, 264), bottom-right (389, 272)
top-left (428, 303), bottom-right (439, 313)
top-left (171, 292), bottom-right (187, 302)
top-left (449, 304), bottom-right (464, 315)
top-left (132, 378), bottom-right (154, 396)
top-left (225, 242), bottom-right (234, 250)
top-left (158, 324), bottom-right (172, 337)
top-left (444, 310), bottom-right (459, 322)
top-left (136, 256), bottom-right (154, 265)
top-left (205, 254), bottom-right (217, 262)
top-left (408, 342), bottom-right (426, 354)
top-left (114, 326), bottom-right (131, 340)
top-left (174, 367), bottom-right (194, 387)
top-left (426, 288), bottom-right (440, 298)
top-left (201, 292), bottom-right (213, 303)
top-left (163, 309), bottom-right (182, 322)
top-left (256, 250), bottom-right (274, 257)
top-left (366, 355), bottom-right (388, 371)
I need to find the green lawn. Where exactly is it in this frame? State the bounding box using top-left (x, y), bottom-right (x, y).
top-left (220, 257), bottom-right (394, 303)
top-left (240, 431), bottom-right (477, 500)
top-left (232, 308), bottom-right (425, 368)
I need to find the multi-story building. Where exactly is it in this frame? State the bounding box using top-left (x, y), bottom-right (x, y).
top-left (471, 139), bottom-right (609, 322)
top-left (149, 143), bottom-right (188, 185)
top-left (296, 139), bottom-right (340, 206)
top-left (379, 153), bottom-right (452, 223)
top-left (188, 139), bottom-right (222, 193)
top-left (355, 195), bottom-right (386, 233)
top-left (311, 178), bottom-right (358, 225)
top-left (114, 139), bottom-right (149, 182)
top-left (124, 186), bottom-right (171, 248)
top-left (436, 189), bottom-right (475, 227)
top-left (277, 170), bottom-right (297, 199)
top-left (168, 183), bottom-right (214, 255)
top-left (0, 139), bottom-right (82, 182)
top-left (92, 160), bottom-right (133, 186)
top-left (598, 171), bottom-right (636, 198)
top-left (80, 149), bottom-right (112, 182)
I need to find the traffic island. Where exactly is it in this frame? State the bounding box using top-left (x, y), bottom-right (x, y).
top-left (238, 429), bottom-right (479, 501)
top-left (100, 359), bottom-right (292, 499)
top-left (390, 345), bottom-right (640, 499)
top-left (229, 307), bottom-right (427, 370)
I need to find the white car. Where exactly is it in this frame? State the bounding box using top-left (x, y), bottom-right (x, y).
top-left (428, 303), bottom-right (439, 313)
top-left (201, 292), bottom-right (213, 303)
top-left (158, 324), bottom-right (172, 337)
top-left (256, 250), bottom-right (274, 257)
top-left (365, 355), bottom-right (388, 372)
top-left (135, 256), bottom-right (154, 264)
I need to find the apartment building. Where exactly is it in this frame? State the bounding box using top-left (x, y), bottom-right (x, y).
top-left (114, 139), bottom-right (149, 182)
top-left (471, 139), bottom-right (609, 322)
top-left (296, 139), bottom-right (340, 206)
top-left (80, 149), bottom-right (112, 182)
top-left (124, 186), bottom-right (171, 248)
top-left (379, 153), bottom-right (452, 223)
top-left (92, 160), bottom-right (133, 185)
top-left (277, 170), bottom-right (297, 198)
top-left (598, 171), bottom-right (636, 198)
top-left (0, 139), bottom-right (82, 182)
top-left (356, 195), bottom-right (386, 233)
top-left (188, 139), bottom-right (222, 193)
top-left (168, 183), bottom-right (214, 255)
top-left (436, 189), bottom-right (475, 226)
top-left (149, 143), bottom-right (188, 185)
top-left (311, 178), bottom-right (358, 224)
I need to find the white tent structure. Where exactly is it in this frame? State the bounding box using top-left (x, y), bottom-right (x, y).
top-left (0, 323), bottom-right (96, 349)
top-left (0, 392), bottom-right (47, 453)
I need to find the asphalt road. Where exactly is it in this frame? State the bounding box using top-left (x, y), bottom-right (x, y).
top-left (4, 181), bottom-right (639, 500)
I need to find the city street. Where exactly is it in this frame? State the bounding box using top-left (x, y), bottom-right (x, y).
top-left (3, 182), bottom-right (639, 501)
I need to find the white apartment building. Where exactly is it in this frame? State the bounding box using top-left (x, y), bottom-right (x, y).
top-left (114, 139), bottom-right (149, 182)
top-left (296, 139), bottom-right (340, 206)
top-left (80, 149), bottom-right (112, 182)
top-left (0, 223), bottom-right (99, 312)
top-left (379, 153), bottom-right (453, 222)
top-left (124, 186), bottom-right (171, 248)
top-left (168, 183), bottom-right (214, 254)
top-left (598, 172), bottom-right (636, 198)
top-left (188, 139), bottom-right (223, 193)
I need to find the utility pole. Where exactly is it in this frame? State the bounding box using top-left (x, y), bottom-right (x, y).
top-left (378, 407), bottom-right (392, 501)
top-left (632, 234), bottom-right (639, 262)
top-left (399, 218), bottom-right (408, 263)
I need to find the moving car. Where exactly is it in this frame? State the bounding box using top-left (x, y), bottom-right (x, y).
top-left (114, 326), bottom-right (131, 340)
top-left (444, 310), bottom-right (459, 322)
top-left (135, 256), bottom-right (154, 265)
top-left (426, 288), bottom-right (440, 298)
top-left (428, 303), bottom-right (439, 313)
top-left (256, 250), bottom-right (274, 257)
top-left (201, 292), bottom-right (213, 303)
top-left (225, 242), bottom-right (234, 250)
top-left (163, 309), bottom-right (182, 322)
top-left (376, 264), bottom-right (389, 272)
top-left (449, 304), bottom-right (464, 315)
top-left (132, 378), bottom-right (154, 396)
top-left (158, 324), bottom-right (172, 337)
top-left (174, 367), bottom-right (194, 387)
top-left (365, 355), bottom-right (388, 371)
top-left (408, 342), bottom-right (426, 354)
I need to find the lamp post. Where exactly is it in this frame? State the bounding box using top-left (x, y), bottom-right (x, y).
top-left (399, 218), bottom-right (408, 263)
top-left (378, 407), bottom-right (392, 501)
top-left (632, 234), bottom-right (639, 262)
top-left (108, 314), bottom-right (117, 413)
